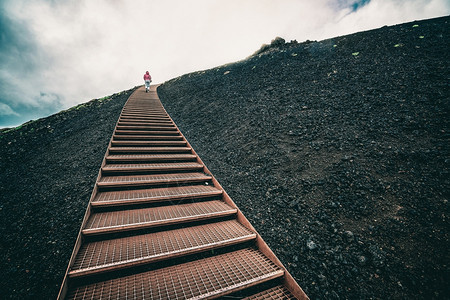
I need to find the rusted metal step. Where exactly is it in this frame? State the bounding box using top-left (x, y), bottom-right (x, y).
top-left (243, 285), bottom-right (296, 299)
top-left (113, 134), bottom-right (183, 140)
top-left (121, 110), bottom-right (166, 114)
top-left (122, 109), bottom-right (165, 112)
top-left (122, 106), bottom-right (162, 109)
top-left (114, 130), bottom-right (180, 136)
top-left (110, 140), bottom-right (186, 147)
top-left (66, 248), bottom-right (283, 299)
top-left (121, 110), bottom-right (166, 112)
top-left (83, 200), bottom-right (236, 235)
top-left (120, 116), bottom-right (170, 120)
top-left (121, 115), bottom-right (169, 118)
top-left (117, 123), bottom-right (173, 128)
top-left (91, 185), bottom-right (222, 207)
top-left (109, 147), bottom-right (191, 154)
top-left (121, 111), bottom-right (166, 115)
top-left (121, 110), bottom-right (166, 113)
top-left (105, 154), bottom-right (196, 163)
top-left (70, 220), bottom-right (255, 278)
top-left (119, 117), bottom-right (168, 121)
top-left (118, 122), bottom-right (174, 127)
top-left (120, 114), bottom-right (168, 119)
top-left (98, 172), bottom-right (211, 189)
top-left (120, 116), bottom-right (171, 121)
top-left (116, 125), bottom-right (177, 131)
top-left (102, 162), bottom-right (203, 174)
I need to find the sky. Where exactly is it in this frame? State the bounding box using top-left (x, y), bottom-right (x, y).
top-left (0, 0), bottom-right (449, 128)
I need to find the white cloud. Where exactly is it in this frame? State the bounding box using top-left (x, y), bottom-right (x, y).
top-left (0, 103), bottom-right (19, 116)
top-left (322, 0), bottom-right (450, 39)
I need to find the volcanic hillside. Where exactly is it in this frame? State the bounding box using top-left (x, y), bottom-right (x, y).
top-left (157, 16), bottom-right (449, 299)
top-left (1, 16), bottom-right (449, 299)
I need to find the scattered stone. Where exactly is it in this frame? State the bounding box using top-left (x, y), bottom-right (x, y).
top-left (344, 231), bottom-right (354, 241)
top-left (358, 255), bottom-right (367, 265)
top-left (307, 240), bottom-right (318, 250)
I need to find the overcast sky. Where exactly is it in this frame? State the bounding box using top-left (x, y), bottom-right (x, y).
top-left (0, 0), bottom-right (448, 128)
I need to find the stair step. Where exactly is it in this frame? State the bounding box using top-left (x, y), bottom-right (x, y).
top-left (120, 113), bottom-right (166, 117)
top-left (111, 140), bottom-right (186, 147)
top-left (121, 110), bottom-right (165, 113)
top-left (121, 112), bottom-right (167, 116)
top-left (113, 135), bottom-right (183, 141)
top-left (108, 147), bottom-right (191, 154)
top-left (119, 117), bottom-right (171, 120)
top-left (243, 285), bottom-right (296, 299)
top-left (117, 124), bottom-right (174, 129)
top-left (102, 162), bottom-right (203, 174)
top-left (66, 248), bottom-right (283, 299)
top-left (99, 172), bottom-right (209, 188)
top-left (119, 119), bottom-right (171, 124)
top-left (83, 200), bottom-right (236, 235)
top-left (119, 116), bottom-right (171, 122)
top-left (120, 115), bottom-right (167, 119)
top-left (122, 107), bottom-right (163, 111)
top-left (105, 154), bottom-right (196, 163)
top-left (91, 185), bottom-right (222, 207)
top-left (117, 124), bottom-right (173, 129)
top-left (116, 125), bottom-right (177, 131)
top-left (114, 130), bottom-right (180, 136)
top-left (121, 109), bottom-right (165, 112)
top-left (120, 117), bottom-right (171, 121)
top-left (70, 220), bottom-right (254, 277)
top-left (119, 119), bottom-right (174, 126)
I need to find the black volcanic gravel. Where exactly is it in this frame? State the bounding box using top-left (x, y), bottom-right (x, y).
top-left (158, 17), bottom-right (449, 299)
top-left (0, 16), bottom-right (449, 300)
top-left (0, 88), bottom-right (136, 299)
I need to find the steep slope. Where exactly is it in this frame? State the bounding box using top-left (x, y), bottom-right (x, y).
top-left (157, 16), bottom-right (449, 299)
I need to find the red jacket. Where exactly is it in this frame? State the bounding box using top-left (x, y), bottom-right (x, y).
top-left (143, 72), bottom-right (151, 81)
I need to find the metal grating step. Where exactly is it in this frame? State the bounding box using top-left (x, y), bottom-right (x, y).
top-left (122, 107), bottom-right (163, 110)
top-left (120, 110), bottom-right (168, 113)
top-left (120, 118), bottom-right (171, 122)
top-left (66, 248), bottom-right (283, 299)
top-left (119, 116), bottom-right (171, 121)
top-left (243, 285), bottom-right (296, 299)
top-left (70, 220), bottom-right (255, 277)
top-left (102, 162), bottom-right (203, 173)
top-left (108, 147), bottom-right (191, 153)
top-left (116, 126), bottom-right (177, 131)
top-left (114, 130), bottom-right (180, 136)
top-left (105, 154), bottom-right (196, 162)
top-left (91, 185), bottom-right (222, 207)
top-left (83, 200), bottom-right (237, 235)
top-left (119, 118), bottom-right (172, 121)
top-left (120, 115), bottom-right (168, 118)
top-left (121, 112), bottom-right (167, 116)
top-left (122, 109), bottom-right (166, 111)
top-left (113, 135), bottom-right (183, 141)
top-left (118, 121), bottom-right (173, 126)
top-left (98, 172), bottom-right (211, 188)
top-left (111, 140), bottom-right (187, 146)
